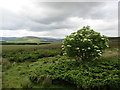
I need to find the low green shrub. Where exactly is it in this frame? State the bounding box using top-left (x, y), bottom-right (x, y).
top-left (29, 56), bottom-right (120, 89)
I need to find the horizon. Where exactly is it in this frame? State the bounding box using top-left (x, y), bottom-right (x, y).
top-left (1, 36), bottom-right (64, 39)
top-left (1, 35), bottom-right (120, 38)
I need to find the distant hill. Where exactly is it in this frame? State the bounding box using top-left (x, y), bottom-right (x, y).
top-left (108, 37), bottom-right (120, 42)
top-left (1, 36), bottom-right (63, 42)
top-left (40, 37), bottom-right (63, 41)
top-left (1, 36), bottom-right (119, 43)
top-left (0, 36), bottom-right (63, 45)
top-left (1, 37), bottom-right (17, 41)
top-left (14, 36), bottom-right (46, 43)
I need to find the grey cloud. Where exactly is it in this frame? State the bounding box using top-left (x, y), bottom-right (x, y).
top-left (26, 2), bottom-right (117, 29)
top-left (31, 2), bottom-right (104, 24)
top-left (0, 1), bottom-right (118, 37)
top-left (34, 2), bottom-right (116, 21)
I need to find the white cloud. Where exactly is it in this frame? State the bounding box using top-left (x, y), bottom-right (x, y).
top-left (0, 29), bottom-right (47, 37)
top-left (0, 1), bottom-right (118, 38)
top-left (0, 0), bottom-right (34, 14)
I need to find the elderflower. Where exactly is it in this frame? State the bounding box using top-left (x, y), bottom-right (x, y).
top-left (76, 47), bottom-right (79, 50)
top-left (67, 45), bottom-right (71, 47)
top-left (88, 47), bottom-right (91, 50)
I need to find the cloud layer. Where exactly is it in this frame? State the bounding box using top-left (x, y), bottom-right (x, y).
top-left (0, 0), bottom-right (118, 38)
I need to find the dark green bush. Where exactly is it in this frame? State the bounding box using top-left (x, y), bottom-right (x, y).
top-left (29, 56), bottom-right (120, 89)
top-left (62, 26), bottom-right (109, 61)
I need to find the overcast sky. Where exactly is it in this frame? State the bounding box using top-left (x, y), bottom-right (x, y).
top-left (0, 0), bottom-right (118, 38)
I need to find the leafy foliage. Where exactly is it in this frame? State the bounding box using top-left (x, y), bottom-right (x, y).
top-left (62, 26), bottom-right (109, 61)
top-left (28, 56), bottom-right (120, 89)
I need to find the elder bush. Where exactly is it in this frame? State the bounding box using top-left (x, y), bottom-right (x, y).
top-left (62, 26), bottom-right (109, 61)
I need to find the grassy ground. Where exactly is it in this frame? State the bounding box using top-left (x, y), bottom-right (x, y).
top-left (2, 42), bottom-right (62, 62)
top-left (2, 48), bottom-right (119, 89)
top-left (2, 40), bottom-right (120, 89)
top-left (2, 41), bottom-right (61, 51)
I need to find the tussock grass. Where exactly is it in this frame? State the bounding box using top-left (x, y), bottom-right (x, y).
top-left (102, 48), bottom-right (119, 58)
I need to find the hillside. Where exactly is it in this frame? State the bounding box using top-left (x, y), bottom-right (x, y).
top-left (12, 36), bottom-right (47, 43)
top-left (1, 36), bottom-right (62, 42)
top-left (108, 37), bottom-right (120, 42)
top-left (2, 36), bottom-right (49, 43)
top-left (0, 36), bottom-right (55, 45)
top-left (1, 37), bottom-right (17, 41)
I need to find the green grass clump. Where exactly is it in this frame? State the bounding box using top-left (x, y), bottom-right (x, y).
top-left (2, 49), bottom-right (61, 62)
top-left (2, 44), bottom-right (61, 62)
